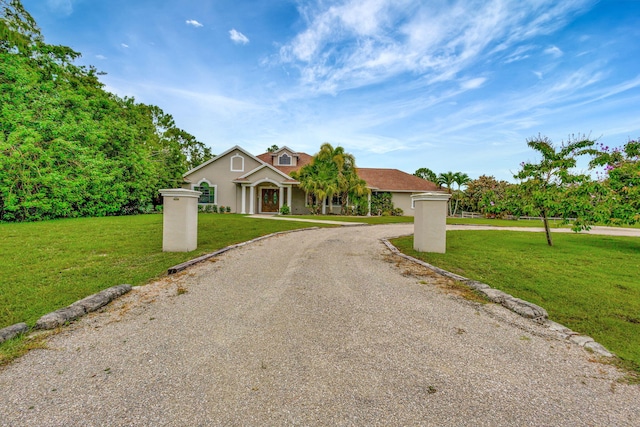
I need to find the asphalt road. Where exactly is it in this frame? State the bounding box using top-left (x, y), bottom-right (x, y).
top-left (1, 224), bottom-right (638, 426)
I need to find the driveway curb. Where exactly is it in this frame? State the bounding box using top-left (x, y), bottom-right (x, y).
top-left (381, 238), bottom-right (615, 358)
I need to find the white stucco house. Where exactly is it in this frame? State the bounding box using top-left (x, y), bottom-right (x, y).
top-left (182, 145), bottom-right (440, 216)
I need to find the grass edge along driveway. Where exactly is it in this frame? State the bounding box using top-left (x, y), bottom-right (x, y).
top-left (0, 214), bottom-right (336, 331)
top-left (391, 231), bottom-right (640, 373)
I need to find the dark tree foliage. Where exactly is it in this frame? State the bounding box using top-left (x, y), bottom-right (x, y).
top-left (0, 1), bottom-right (213, 221)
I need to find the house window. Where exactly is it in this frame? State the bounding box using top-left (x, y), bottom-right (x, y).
top-left (231, 154), bottom-right (244, 172)
top-left (278, 153), bottom-right (291, 165)
top-left (195, 182), bottom-right (215, 204)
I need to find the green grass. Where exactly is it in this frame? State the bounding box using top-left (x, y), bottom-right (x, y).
top-left (447, 217), bottom-right (640, 229)
top-left (286, 214), bottom-right (414, 224)
top-left (391, 231), bottom-right (640, 371)
top-left (0, 214), bottom-right (332, 330)
top-left (446, 217), bottom-right (566, 228)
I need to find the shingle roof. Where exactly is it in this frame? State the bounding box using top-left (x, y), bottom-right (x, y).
top-left (256, 152), bottom-right (313, 175)
top-left (356, 168), bottom-right (440, 192)
top-left (256, 150), bottom-right (438, 192)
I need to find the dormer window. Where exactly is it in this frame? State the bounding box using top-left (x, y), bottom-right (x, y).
top-left (278, 153), bottom-right (291, 165)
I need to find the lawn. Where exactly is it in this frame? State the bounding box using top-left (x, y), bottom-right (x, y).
top-left (286, 214), bottom-right (414, 224)
top-left (446, 217), bottom-right (565, 227)
top-left (0, 214), bottom-right (333, 330)
top-left (391, 231), bottom-right (640, 372)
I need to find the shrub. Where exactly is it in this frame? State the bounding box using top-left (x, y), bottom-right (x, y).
top-left (218, 205), bottom-right (225, 213)
top-left (371, 192), bottom-right (394, 216)
top-left (279, 204), bottom-right (290, 215)
top-left (225, 206), bottom-right (231, 213)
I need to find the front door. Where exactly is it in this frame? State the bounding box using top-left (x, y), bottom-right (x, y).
top-left (261, 188), bottom-right (279, 213)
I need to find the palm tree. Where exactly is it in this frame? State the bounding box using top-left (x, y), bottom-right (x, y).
top-left (452, 172), bottom-right (471, 216)
top-left (437, 171), bottom-right (456, 215)
top-left (292, 143), bottom-right (369, 215)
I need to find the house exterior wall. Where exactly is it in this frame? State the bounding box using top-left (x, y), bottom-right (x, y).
top-left (391, 192), bottom-right (418, 216)
top-left (183, 148), bottom-right (262, 212)
top-left (290, 187), bottom-right (307, 214)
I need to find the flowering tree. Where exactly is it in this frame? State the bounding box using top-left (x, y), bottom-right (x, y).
top-left (589, 139), bottom-right (640, 225)
top-left (514, 134), bottom-right (597, 246)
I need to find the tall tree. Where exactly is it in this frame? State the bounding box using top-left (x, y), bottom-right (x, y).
top-left (461, 175), bottom-right (511, 213)
top-left (414, 167), bottom-right (437, 183)
top-left (514, 134), bottom-right (597, 246)
top-left (0, 0), bottom-right (212, 221)
top-left (588, 139), bottom-right (640, 225)
top-left (0, 0), bottom-right (42, 54)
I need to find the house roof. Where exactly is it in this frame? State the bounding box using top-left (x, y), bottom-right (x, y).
top-left (187, 145), bottom-right (438, 192)
top-left (355, 168), bottom-right (440, 192)
top-left (183, 145), bottom-right (258, 177)
top-left (234, 163), bottom-right (299, 184)
top-left (256, 151), bottom-right (313, 176)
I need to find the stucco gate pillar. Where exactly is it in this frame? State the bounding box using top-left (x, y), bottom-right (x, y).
top-left (159, 189), bottom-right (201, 252)
top-left (411, 192), bottom-right (451, 253)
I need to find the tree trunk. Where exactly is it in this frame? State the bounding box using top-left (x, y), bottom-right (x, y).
top-left (542, 209), bottom-right (553, 246)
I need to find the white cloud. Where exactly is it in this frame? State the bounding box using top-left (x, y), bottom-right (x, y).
top-left (544, 45), bottom-right (564, 57)
top-left (121, 43), bottom-right (129, 48)
top-left (460, 77), bottom-right (487, 90)
top-left (277, 0), bottom-right (593, 94)
top-left (229, 29), bottom-right (250, 44)
top-left (95, 54), bottom-right (107, 60)
top-left (533, 71), bottom-right (543, 79)
top-left (186, 20), bottom-right (203, 28)
top-left (47, 0), bottom-right (73, 16)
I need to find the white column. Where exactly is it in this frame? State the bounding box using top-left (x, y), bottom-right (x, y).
top-left (367, 192), bottom-right (371, 216)
top-left (249, 186), bottom-right (255, 214)
top-left (411, 192), bottom-right (451, 253)
top-left (241, 185), bottom-right (246, 214)
top-left (159, 189), bottom-right (201, 252)
top-left (279, 186), bottom-right (285, 210)
top-left (287, 185), bottom-right (292, 209)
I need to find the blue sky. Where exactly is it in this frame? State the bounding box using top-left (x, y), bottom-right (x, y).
top-left (22, 0), bottom-right (640, 181)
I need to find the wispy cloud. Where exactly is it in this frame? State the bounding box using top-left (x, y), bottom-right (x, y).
top-left (277, 0), bottom-right (593, 94)
top-left (229, 29), bottom-right (249, 44)
top-left (121, 43), bottom-right (129, 48)
top-left (95, 54), bottom-right (107, 60)
top-left (544, 45), bottom-right (564, 57)
top-left (47, 0), bottom-right (74, 16)
top-left (460, 77), bottom-right (487, 90)
top-left (186, 19), bottom-right (203, 28)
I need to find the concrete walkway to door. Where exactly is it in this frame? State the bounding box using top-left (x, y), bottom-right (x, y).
top-left (1, 224), bottom-right (638, 426)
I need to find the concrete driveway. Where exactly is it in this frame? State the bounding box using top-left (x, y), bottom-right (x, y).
top-left (1, 224), bottom-right (638, 426)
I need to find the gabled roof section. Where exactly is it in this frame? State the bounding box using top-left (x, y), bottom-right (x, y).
top-left (271, 146), bottom-right (298, 156)
top-left (256, 151), bottom-right (313, 175)
top-left (183, 145), bottom-right (262, 177)
top-left (234, 163), bottom-right (299, 183)
top-left (356, 168), bottom-right (440, 192)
